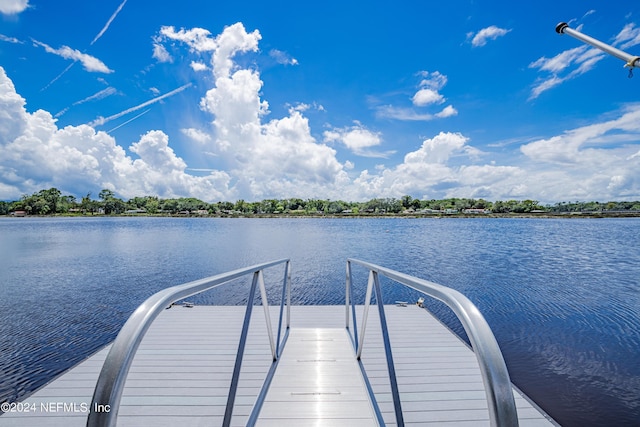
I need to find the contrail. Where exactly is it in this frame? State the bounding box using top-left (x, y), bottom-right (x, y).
top-left (41, 62), bottom-right (74, 91)
top-left (106, 109), bottom-right (151, 133)
top-left (55, 87), bottom-right (117, 117)
top-left (91, 0), bottom-right (128, 46)
top-left (42, 0), bottom-right (128, 90)
top-left (89, 82), bottom-right (193, 127)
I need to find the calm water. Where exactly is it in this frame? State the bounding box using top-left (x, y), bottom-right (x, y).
top-left (0, 217), bottom-right (639, 426)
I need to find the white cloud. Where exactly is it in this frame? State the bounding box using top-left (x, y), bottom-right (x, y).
top-left (520, 105), bottom-right (640, 164)
top-left (412, 88), bottom-right (444, 106)
top-left (469, 25), bottom-right (511, 47)
top-left (159, 23), bottom-right (261, 79)
top-left (163, 23), bottom-right (350, 199)
top-left (0, 33), bottom-right (22, 44)
top-left (32, 40), bottom-right (113, 73)
top-left (269, 49), bottom-right (298, 65)
top-left (4, 19), bottom-right (640, 205)
top-left (529, 45), bottom-right (604, 99)
top-left (377, 70), bottom-right (456, 121)
top-left (376, 104), bottom-right (457, 121)
top-left (614, 23), bottom-right (640, 50)
top-left (323, 123), bottom-right (394, 158)
top-left (435, 105), bottom-right (458, 118)
top-left (288, 102), bottom-right (325, 112)
top-left (0, 66), bottom-right (232, 201)
top-left (190, 61), bottom-right (207, 71)
top-left (412, 71), bottom-right (447, 106)
top-left (0, 0), bottom-right (28, 15)
top-left (152, 38), bottom-right (172, 63)
top-left (181, 127), bottom-right (211, 144)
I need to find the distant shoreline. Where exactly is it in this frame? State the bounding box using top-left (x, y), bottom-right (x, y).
top-left (6, 211), bottom-right (640, 219)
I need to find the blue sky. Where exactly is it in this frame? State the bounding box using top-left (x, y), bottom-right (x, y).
top-left (1, 0), bottom-right (640, 203)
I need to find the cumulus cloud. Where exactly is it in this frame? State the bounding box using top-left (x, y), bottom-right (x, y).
top-left (350, 132), bottom-right (490, 199)
top-left (468, 25), bottom-right (511, 47)
top-left (190, 61), bottom-right (207, 71)
top-left (323, 123), bottom-right (394, 158)
top-left (376, 70), bottom-right (456, 121)
top-left (0, 0), bottom-right (29, 15)
top-left (155, 22), bottom-right (351, 199)
top-left (0, 66), bottom-right (231, 201)
top-left (4, 19), bottom-right (640, 204)
top-left (521, 104), bottom-right (640, 164)
top-left (159, 23), bottom-right (261, 80)
top-left (516, 104), bottom-right (640, 200)
top-left (32, 40), bottom-right (113, 73)
top-left (412, 88), bottom-right (444, 106)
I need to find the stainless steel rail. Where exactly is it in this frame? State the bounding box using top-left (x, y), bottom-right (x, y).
top-left (87, 259), bottom-right (291, 427)
top-left (346, 258), bottom-right (519, 427)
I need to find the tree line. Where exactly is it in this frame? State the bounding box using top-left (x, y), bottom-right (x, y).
top-left (2, 188), bottom-right (640, 216)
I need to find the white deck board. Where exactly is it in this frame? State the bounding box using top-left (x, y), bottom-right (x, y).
top-left (0, 305), bottom-right (557, 426)
top-left (255, 328), bottom-right (377, 425)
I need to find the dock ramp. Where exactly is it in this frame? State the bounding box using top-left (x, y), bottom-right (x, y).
top-left (0, 259), bottom-right (557, 426)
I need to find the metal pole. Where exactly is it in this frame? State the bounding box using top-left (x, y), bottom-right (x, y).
top-left (556, 22), bottom-right (640, 68)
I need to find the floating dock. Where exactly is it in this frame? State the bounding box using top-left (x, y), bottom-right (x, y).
top-left (0, 305), bottom-right (555, 426)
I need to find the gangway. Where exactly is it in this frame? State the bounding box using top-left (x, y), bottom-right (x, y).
top-left (0, 259), bottom-right (557, 426)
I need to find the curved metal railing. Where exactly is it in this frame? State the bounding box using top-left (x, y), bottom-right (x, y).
top-left (345, 258), bottom-right (519, 427)
top-left (86, 259), bottom-right (291, 427)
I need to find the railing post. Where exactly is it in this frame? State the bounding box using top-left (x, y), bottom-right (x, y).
top-left (345, 260), bottom-right (351, 329)
top-left (372, 271), bottom-right (404, 426)
top-left (258, 271), bottom-right (277, 361)
top-left (276, 261), bottom-right (290, 358)
top-left (356, 271), bottom-right (375, 360)
top-left (222, 271), bottom-right (260, 427)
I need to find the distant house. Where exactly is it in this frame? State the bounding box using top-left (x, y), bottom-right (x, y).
top-left (463, 208), bottom-right (490, 214)
top-left (417, 209), bottom-right (440, 214)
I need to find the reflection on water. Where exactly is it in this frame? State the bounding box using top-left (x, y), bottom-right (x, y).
top-left (0, 216), bottom-right (639, 426)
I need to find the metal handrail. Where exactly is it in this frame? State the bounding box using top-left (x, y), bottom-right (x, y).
top-left (87, 259), bottom-right (291, 427)
top-left (556, 22), bottom-right (640, 69)
top-left (346, 258), bottom-right (519, 427)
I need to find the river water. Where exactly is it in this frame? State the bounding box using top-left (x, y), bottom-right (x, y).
top-left (0, 216), bottom-right (638, 426)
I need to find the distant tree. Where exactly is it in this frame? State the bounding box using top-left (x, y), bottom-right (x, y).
top-left (401, 195), bottom-right (413, 209)
top-left (39, 188), bottom-right (61, 214)
top-left (99, 189), bottom-right (126, 215)
top-left (81, 193), bottom-right (99, 215)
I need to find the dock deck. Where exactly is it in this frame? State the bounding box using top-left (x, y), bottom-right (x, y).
top-left (0, 305), bottom-right (556, 426)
